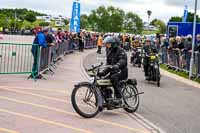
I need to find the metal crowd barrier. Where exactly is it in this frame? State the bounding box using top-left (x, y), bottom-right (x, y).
top-left (165, 49), bottom-right (200, 78)
top-left (85, 39), bottom-right (97, 49)
top-left (195, 52), bottom-right (200, 78)
top-left (37, 38), bottom-right (96, 78)
top-left (0, 38), bottom-right (97, 80)
top-left (0, 43), bottom-right (37, 75)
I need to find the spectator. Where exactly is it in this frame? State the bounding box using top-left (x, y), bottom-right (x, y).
top-left (160, 37), bottom-right (168, 64)
top-left (30, 28), bottom-right (48, 79)
top-left (78, 32), bottom-right (84, 52)
top-left (185, 35), bottom-right (193, 70)
top-left (97, 34), bottom-right (103, 54)
top-left (196, 34), bottom-right (200, 52)
top-left (176, 36), bottom-right (185, 67)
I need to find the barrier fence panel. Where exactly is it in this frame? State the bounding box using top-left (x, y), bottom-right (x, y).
top-left (0, 43), bottom-right (39, 75)
top-left (39, 47), bottom-right (50, 73)
top-left (165, 48), bottom-right (200, 77)
top-left (0, 39), bottom-right (96, 80)
top-left (195, 52), bottom-right (200, 77)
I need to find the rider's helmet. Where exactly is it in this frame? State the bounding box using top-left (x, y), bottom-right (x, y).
top-left (103, 36), bottom-right (120, 49)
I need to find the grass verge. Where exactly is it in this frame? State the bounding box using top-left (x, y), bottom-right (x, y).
top-left (160, 64), bottom-right (200, 83)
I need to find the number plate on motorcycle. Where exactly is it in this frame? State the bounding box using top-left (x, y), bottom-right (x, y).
top-left (150, 56), bottom-right (156, 60)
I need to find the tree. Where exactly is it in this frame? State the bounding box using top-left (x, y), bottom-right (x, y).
top-left (0, 14), bottom-right (7, 27)
top-left (25, 12), bottom-right (36, 23)
top-left (169, 16), bottom-right (182, 22)
top-left (63, 19), bottom-right (69, 25)
top-left (169, 12), bottom-right (200, 22)
top-left (21, 20), bottom-right (32, 29)
top-left (151, 19), bottom-right (166, 33)
top-left (39, 22), bottom-right (49, 27)
top-left (88, 6), bottom-right (125, 32)
top-left (147, 10), bottom-right (152, 24)
top-left (124, 12), bottom-right (143, 34)
top-left (107, 6), bottom-right (124, 32)
top-left (80, 14), bottom-right (89, 29)
top-left (186, 12), bottom-right (200, 22)
top-left (89, 6), bottom-right (110, 32)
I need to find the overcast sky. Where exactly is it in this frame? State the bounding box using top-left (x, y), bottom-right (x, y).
top-left (0, 0), bottom-right (200, 23)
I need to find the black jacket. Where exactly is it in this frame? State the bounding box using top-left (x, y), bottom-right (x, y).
top-left (102, 47), bottom-right (128, 79)
top-left (143, 44), bottom-right (158, 56)
top-left (196, 41), bottom-right (200, 52)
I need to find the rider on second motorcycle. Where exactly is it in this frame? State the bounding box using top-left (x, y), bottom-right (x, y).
top-left (143, 38), bottom-right (158, 80)
top-left (98, 36), bottom-right (128, 104)
top-left (131, 39), bottom-right (142, 67)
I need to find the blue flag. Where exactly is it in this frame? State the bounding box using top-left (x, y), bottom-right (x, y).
top-left (182, 5), bottom-right (188, 22)
top-left (70, 0), bottom-right (81, 33)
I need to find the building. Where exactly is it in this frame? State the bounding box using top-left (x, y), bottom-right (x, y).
top-left (36, 15), bottom-right (67, 27)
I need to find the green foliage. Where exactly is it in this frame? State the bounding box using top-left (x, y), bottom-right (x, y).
top-left (0, 14), bottom-right (7, 27)
top-left (169, 16), bottom-right (182, 22)
top-left (124, 12), bottom-right (143, 34)
top-left (39, 22), bottom-right (49, 27)
top-left (0, 8), bottom-right (45, 21)
top-left (169, 12), bottom-right (200, 22)
top-left (0, 8), bottom-right (46, 29)
top-left (83, 6), bottom-right (143, 33)
top-left (25, 12), bottom-right (36, 23)
top-left (151, 19), bottom-right (166, 33)
top-left (80, 14), bottom-right (89, 29)
top-left (160, 64), bottom-right (200, 83)
top-left (63, 19), bottom-right (69, 25)
top-left (21, 20), bottom-right (32, 29)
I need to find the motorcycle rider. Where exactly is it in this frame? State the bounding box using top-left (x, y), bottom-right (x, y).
top-left (131, 39), bottom-right (142, 67)
top-left (98, 36), bottom-right (128, 103)
top-left (143, 38), bottom-right (158, 80)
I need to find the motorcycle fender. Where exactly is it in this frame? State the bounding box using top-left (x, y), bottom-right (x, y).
top-left (74, 82), bottom-right (92, 88)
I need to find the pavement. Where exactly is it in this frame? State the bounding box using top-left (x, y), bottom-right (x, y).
top-left (0, 35), bottom-right (34, 44)
top-left (83, 50), bottom-right (200, 133)
top-left (0, 48), bottom-right (154, 133)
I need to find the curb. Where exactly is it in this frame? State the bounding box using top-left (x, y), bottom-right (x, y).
top-left (160, 68), bottom-right (200, 89)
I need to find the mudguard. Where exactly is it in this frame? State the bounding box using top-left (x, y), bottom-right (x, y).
top-left (127, 78), bottom-right (137, 86)
top-left (74, 82), bottom-right (103, 110)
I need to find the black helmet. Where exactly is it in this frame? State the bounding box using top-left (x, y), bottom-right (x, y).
top-left (103, 36), bottom-right (119, 48)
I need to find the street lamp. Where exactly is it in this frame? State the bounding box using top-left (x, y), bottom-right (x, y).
top-left (189, 0), bottom-right (198, 79)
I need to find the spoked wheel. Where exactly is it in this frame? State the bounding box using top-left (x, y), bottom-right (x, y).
top-left (122, 84), bottom-right (139, 113)
top-left (155, 68), bottom-right (160, 87)
top-left (71, 84), bottom-right (99, 118)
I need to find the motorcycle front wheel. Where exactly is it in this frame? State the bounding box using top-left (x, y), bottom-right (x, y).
top-left (155, 68), bottom-right (160, 87)
top-left (71, 83), bottom-right (99, 118)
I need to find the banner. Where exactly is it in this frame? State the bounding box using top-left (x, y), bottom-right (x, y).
top-left (182, 5), bottom-right (188, 22)
top-left (70, 0), bottom-right (81, 33)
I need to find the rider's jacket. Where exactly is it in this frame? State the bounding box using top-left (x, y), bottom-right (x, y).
top-left (101, 47), bottom-right (128, 79)
top-left (143, 44), bottom-right (158, 57)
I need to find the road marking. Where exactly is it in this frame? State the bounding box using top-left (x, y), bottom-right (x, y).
top-left (0, 109), bottom-right (93, 133)
top-left (0, 86), bottom-right (67, 94)
top-left (0, 87), bottom-right (67, 103)
top-left (0, 128), bottom-right (19, 133)
top-left (0, 87), bottom-right (130, 117)
top-left (0, 96), bottom-right (150, 133)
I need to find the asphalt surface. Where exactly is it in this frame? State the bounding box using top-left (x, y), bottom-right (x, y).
top-left (0, 48), bottom-right (151, 133)
top-left (83, 49), bottom-right (200, 133)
